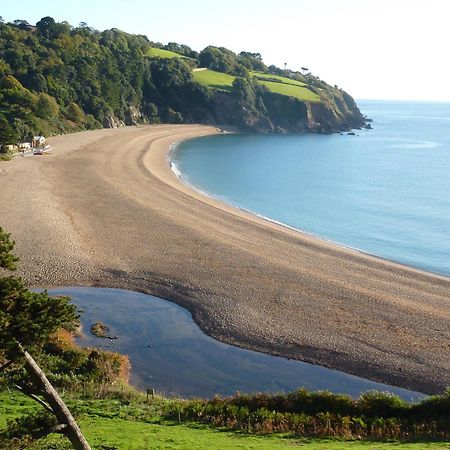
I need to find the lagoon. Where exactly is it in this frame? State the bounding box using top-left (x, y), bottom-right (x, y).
top-left (47, 287), bottom-right (425, 401)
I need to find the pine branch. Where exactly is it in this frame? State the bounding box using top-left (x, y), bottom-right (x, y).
top-left (14, 384), bottom-right (55, 415)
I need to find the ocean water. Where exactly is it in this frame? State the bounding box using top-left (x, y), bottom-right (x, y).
top-left (172, 100), bottom-right (450, 276)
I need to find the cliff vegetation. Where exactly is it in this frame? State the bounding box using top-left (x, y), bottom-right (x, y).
top-left (0, 16), bottom-right (368, 154)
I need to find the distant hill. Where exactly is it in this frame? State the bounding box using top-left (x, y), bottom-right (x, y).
top-left (0, 17), bottom-right (368, 152)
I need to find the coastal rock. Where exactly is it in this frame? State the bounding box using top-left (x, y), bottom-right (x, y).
top-left (103, 115), bottom-right (125, 129)
top-left (208, 86), bottom-right (368, 135)
top-left (124, 105), bottom-right (146, 126)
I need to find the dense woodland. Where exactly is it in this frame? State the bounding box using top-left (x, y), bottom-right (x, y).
top-left (0, 16), bottom-right (367, 154)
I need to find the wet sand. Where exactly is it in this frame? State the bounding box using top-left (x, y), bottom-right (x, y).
top-left (0, 124), bottom-right (449, 394)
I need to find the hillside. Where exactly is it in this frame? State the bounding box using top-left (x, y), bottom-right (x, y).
top-left (0, 17), bottom-right (368, 153)
top-left (193, 69), bottom-right (321, 102)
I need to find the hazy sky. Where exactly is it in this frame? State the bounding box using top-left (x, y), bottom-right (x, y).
top-left (2, 0), bottom-right (450, 101)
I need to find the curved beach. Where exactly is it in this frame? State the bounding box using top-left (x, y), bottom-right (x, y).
top-left (0, 125), bottom-right (449, 394)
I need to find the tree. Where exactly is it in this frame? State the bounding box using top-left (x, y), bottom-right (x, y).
top-left (66, 102), bottom-right (85, 123)
top-left (12, 20), bottom-right (30, 30)
top-left (0, 227), bottom-right (91, 449)
top-left (36, 16), bottom-right (56, 39)
top-left (0, 116), bottom-right (19, 148)
top-left (36, 93), bottom-right (59, 119)
top-left (199, 46), bottom-right (237, 74)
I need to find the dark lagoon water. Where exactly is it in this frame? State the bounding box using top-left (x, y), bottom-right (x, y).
top-left (172, 100), bottom-right (450, 276)
top-left (47, 287), bottom-right (424, 401)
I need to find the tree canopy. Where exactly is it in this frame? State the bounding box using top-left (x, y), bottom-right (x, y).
top-left (0, 227), bottom-right (77, 360)
top-left (0, 16), bottom-right (365, 147)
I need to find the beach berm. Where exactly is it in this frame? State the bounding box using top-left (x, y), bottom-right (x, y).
top-left (0, 125), bottom-right (448, 394)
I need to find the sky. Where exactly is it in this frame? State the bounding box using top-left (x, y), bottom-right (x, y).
top-left (2, 0), bottom-right (450, 101)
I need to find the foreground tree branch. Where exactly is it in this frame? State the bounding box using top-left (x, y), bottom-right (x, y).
top-left (20, 347), bottom-right (91, 450)
top-left (14, 384), bottom-right (54, 414)
top-left (1, 226), bottom-right (90, 449)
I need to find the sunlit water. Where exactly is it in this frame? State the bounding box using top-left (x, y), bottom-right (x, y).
top-left (172, 100), bottom-right (450, 276)
top-left (46, 287), bottom-right (424, 400)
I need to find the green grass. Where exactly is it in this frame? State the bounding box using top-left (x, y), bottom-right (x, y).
top-left (193, 68), bottom-right (320, 101)
top-left (257, 80), bottom-right (320, 102)
top-left (146, 47), bottom-right (185, 59)
top-left (192, 68), bottom-right (236, 92)
top-left (39, 418), bottom-right (450, 450)
top-left (250, 71), bottom-right (320, 101)
top-left (1, 391), bottom-right (449, 450)
top-left (250, 71), bottom-right (306, 87)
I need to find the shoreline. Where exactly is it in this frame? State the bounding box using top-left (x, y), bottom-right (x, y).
top-left (168, 142), bottom-right (450, 282)
top-left (0, 124), bottom-right (449, 394)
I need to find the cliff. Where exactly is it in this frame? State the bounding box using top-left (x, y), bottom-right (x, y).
top-left (205, 82), bottom-right (366, 134)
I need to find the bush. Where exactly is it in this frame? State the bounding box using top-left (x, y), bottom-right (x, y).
top-left (36, 93), bottom-right (59, 119)
top-left (162, 389), bottom-right (450, 440)
top-left (1, 409), bottom-right (57, 444)
top-left (357, 391), bottom-right (407, 417)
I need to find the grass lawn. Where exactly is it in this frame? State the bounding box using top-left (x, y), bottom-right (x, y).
top-left (1, 391), bottom-right (449, 449)
top-left (192, 68), bottom-right (320, 102)
top-left (250, 71), bottom-right (306, 87)
top-left (257, 79), bottom-right (320, 102)
top-left (192, 68), bottom-right (236, 92)
top-left (146, 47), bottom-right (185, 59)
top-left (40, 418), bottom-right (450, 450)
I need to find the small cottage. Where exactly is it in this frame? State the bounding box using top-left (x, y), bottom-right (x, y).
top-left (32, 136), bottom-right (46, 148)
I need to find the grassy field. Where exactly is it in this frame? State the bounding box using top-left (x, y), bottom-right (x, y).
top-left (34, 419), bottom-right (450, 450)
top-left (250, 72), bottom-right (306, 87)
top-left (146, 47), bottom-right (185, 59)
top-left (1, 391), bottom-right (449, 450)
top-left (250, 71), bottom-right (319, 101)
top-left (192, 68), bottom-right (320, 101)
top-left (257, 79), bottom-right (320, 102)
top-left (192, 68), bottom-right (236, 92)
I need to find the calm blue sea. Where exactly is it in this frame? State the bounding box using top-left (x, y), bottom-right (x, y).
top-left (172, 100), bottom-right (450, 276)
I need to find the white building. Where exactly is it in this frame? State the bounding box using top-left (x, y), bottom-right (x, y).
top-left (32, 136), bottom-right (46, 147)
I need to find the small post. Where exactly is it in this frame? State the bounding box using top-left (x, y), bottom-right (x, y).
top-left (146, 388), bottom-right (155, 402)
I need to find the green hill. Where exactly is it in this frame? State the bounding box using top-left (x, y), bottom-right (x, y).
top-left (0, 17), bottom-right (368, 156)
top-left (192, 68), bottom-right (235, 92)
top-left (193, 69), bottom-right (320, 101)
top-left (250, 71), bottom-right (320, 102)
top-left (250, 71), bottom-right (308, 86)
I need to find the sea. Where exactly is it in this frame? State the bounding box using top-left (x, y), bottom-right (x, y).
top-left (171, 100), bottom-right (450, 277)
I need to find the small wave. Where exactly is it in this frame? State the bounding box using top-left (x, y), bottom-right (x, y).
top-left (368, 137), bottom-right (443, 150)
top-left (390, 140), bottom-right (442, 150)
top-left (393, 115), bottom-right (450, 121)
top-left (170, 161), bottom-right (182, 179)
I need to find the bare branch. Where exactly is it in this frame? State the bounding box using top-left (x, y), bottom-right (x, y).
top-left (50, 424), bottom-right (68, 434)
top-left (33, 424), bottom-right (68, 439)
top-left (14, 384), bottom-right (55, 415)
top-left (19, 346), bottom-right (92, 449)
top-left (0, 360), bottom-right (13, 372)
